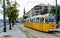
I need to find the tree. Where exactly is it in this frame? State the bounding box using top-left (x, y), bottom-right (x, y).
top-left (0, 0), bottom-right (2, 3)
top-left (6, 0), bottom-right (12, 30)
top-left (50, 5), bottom-right (60, 21)
top-left (6, 0), bottom-right (19, 30)
top-left (50, 7), bottom-right (56, 15)
top-left (11, 3), bottom-right (19, 26)
top-left (58, 6), bottom-right (60, 21)
top-left (23, 15), bottom-right (28, 19)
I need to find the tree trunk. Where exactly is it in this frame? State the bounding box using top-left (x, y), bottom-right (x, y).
top-left (9, 18), bottom-right (12, 30)
top-left (12, 21), bottom-right (15, 27)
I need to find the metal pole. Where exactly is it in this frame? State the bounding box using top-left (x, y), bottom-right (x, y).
top-left (3, 0), bottom-right (6, 32)
top-left (56, 0), bottom-right (58, 24)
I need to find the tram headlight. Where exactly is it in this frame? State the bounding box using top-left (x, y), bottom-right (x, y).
top-left (52, 25), bottom-right (54, 29)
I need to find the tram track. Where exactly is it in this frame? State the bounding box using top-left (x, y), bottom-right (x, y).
top-left (21, 27), bottom-right (60, 38)
top-left (17, 25), bottom-right (44, 38)
top-left (17, 27), bottom-right (31, 38)
top-left (48, 32), bottom-right (60, 37)
top-left (18, 26), bottom-right (46, 38)
top-left (16, 23), bottom-right (38, 38)
top-left (17, 25), bottom-right (35, 38)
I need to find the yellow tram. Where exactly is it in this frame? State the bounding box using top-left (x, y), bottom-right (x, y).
top-left (23, 14), bottom-right (57, 32)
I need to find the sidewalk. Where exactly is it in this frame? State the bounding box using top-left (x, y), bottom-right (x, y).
top-left (0, 25), bottom-right (27, 38)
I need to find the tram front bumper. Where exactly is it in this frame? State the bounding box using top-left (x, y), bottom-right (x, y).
top-left (49, 29), bottom-right (57, 31)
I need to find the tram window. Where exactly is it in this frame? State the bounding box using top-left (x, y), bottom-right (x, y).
top-left (33, 19), bottom-right (35, 22)
top-left (39, 18), bottom-right (40, 22)
top-left (45, 18), bottom-right (48, 23)
top-left (28, 20), bottom-right (29, 22)
top-left (23, 20), bottom-right (25, 22)
top-left (29, 19), bottom-right (30, 22)
top-left (26, 20), bottom-right (28, 22)
top-left (48, 19), bottom-right (55, 22)
top-left (33, 18), bottom-right (36, 23)
top-left (32, 19), bottom-right (33, 22)
top-left (36, 18), bottom-right (39, 23)
top-left (26, 20), bottom-right (27, 22)
top-left (30, 19), bottom-right (31, 22)
top-left (27, 20), bottom-right (28, 22)
top-left (26, 20), bottom-right (29, 22)
top-left (30, 19), bottom-right (33, 22)
top-left (29, 20), bottom-right (30, 22)
top-left (34, 18), bottom-right (36, 23)
top-left (40, 18), bottom-right (44, 22)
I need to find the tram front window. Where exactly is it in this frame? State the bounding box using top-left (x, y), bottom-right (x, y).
top-left (48, 18), bottom-right (56, 22)
top-left (48, 15), bottom-right (56, 22)
top-left (45, 18), bottom-right (56, 23)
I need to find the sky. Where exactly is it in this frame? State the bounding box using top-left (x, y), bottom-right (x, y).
top-left (0, 0), bottom-right (60, 19)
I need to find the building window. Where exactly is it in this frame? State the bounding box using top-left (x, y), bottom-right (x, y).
top-left (44, 6), bottom-right (47, 9)
top-left (35, 6), bottom-right (42, 10)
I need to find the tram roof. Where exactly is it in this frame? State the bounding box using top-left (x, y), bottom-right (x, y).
top-left (30, 13), bottom-right (51, 19)
top-left (30, 15), bottom-right (44, 19)
top-left (24, 13), bottom-right (53, 20)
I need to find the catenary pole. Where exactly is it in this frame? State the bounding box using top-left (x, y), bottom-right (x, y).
top-left (3, 0), bottom-right (6, 32)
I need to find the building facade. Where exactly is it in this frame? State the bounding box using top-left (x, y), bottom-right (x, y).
top-left (25, 4), bottom-right (55, 18)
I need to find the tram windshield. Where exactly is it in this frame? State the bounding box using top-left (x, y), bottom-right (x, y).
top-left (45, 15), bottom-right (56, 23)
top-left (48, 15), bottom-right (56, 22)
top-left (48, 18), bottom-right (56, 22)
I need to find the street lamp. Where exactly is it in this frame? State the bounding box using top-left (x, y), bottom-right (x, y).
top-left (56, 0), bottom-right (58, 24)
top-left (3, 0), bottom-right (6, 32)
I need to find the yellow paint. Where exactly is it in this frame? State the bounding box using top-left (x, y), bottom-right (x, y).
top-left (45, 16), bottom-right (48, 19)
top-left (23, 22), bottom-right (56, 32)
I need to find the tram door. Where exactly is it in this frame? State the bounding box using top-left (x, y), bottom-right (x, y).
top-left (43, 18), bottom-right (49, 32)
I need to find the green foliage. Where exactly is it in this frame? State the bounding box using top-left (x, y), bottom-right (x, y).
top-left (58, 6), bottom-right (60, 21)
top-left (6, 0), bottom-right (10, 5)
top-left (50, 7), bottom-right (56, 14)
top-left (6, 0), bottom-right (19, 29)
top-left (0, 0), bottom-right (2, 4)
top-left (6, 0), bottom-right (19, 22)
top-left (23, 15), bottom-right (28, 19)
top-left (6, 0), bottom-right (19, 27)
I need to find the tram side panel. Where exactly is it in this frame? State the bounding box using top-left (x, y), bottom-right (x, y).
top-left (27, 22), bottom-right (30, 27)
top-left (23, 22), bottom-right (27, 27)
top-left (48, 23), bottom-right (56, 31)
top-left (42, 23), bottom-right (56, 32)
top-left (52, 23), bottom-right (56, 29)
top-left (23, 22), bottom-right (25, 26)
top-left (29, 22), bottom-right (31, 28)
top-left (32, 23), bottom-right (40, 30)
top-left (31, 23), bottom-right (43, 31)
top-left (39, 23), bottom-right (43, 31)
top-left (43, 23), bottom-right (49, 32)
